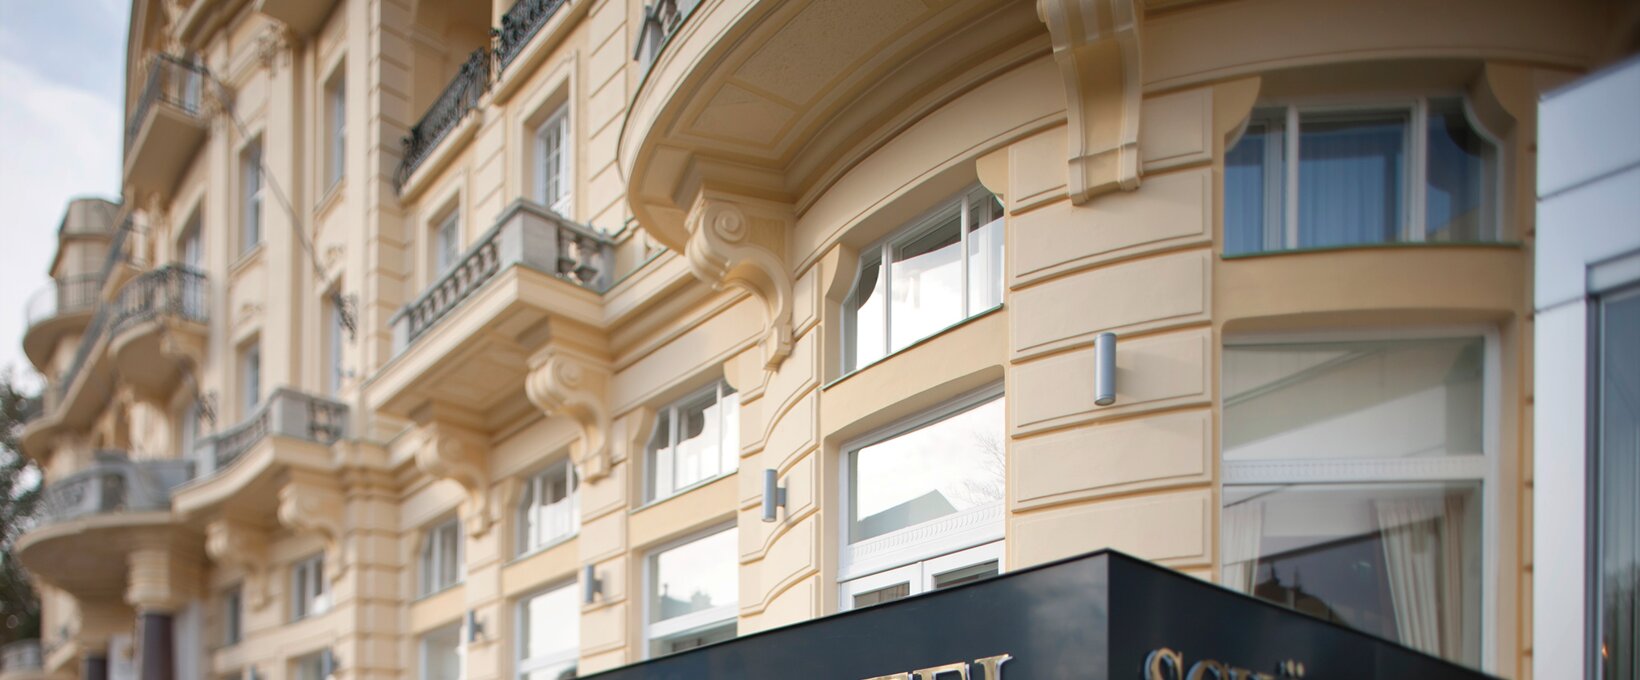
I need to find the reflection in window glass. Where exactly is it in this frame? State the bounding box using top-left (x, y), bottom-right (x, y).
top-left (1425, 100), bottom-right (1494, 243)
top-left (1224, 112), bottom-right (1286, 255)
top-left (518, 460), bottom-right (578, 556)
top-left (890, 206), bottom-right (963, 352)
top-left (420, 519), bottom-right (463, 596)
top-left (932, 560), bottom-right (999, 590)
top-left (1297, 112), bottom-right (1406, 249)
top-left (519, 583), bottom-right (578, 680)
top-left (1598, 288), bottom-right (1640, 679)
top-left (647, 527), bottom-right (738, 657)
top-left (647, 382), bottom-right (739, 501)
top-left (421, 623), bottom-right (462, 680)
top-left (849, 395), bottom-right (1005, 543)
top-left (852, 583), bottom-right (910, 609)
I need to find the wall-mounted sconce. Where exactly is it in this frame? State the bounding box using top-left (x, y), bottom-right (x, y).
top-left (761, 468), bottom-right (787, 523)
top-left (583, 563), bottom-right (603, 605)
top-left (1094, 332), bottom-right (1117, 406)
top-left (244, 666), bottom-right (261, 680)
top-left (466, 609), bottom-right (485, 643)
top-left (320, 649), bottom-right (339, 678)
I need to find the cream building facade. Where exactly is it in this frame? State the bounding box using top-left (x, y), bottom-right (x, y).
top-left (5, 0), bottom-right (1639, 679)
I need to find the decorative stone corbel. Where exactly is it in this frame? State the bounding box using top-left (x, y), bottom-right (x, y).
top-left (126, 542), bottom-right (201, 613)
top-left (277, 471), bottom-right (347, 581)
top-left (525, 347), bottom-right (613, 481)
top-left (415, 418), bottom-right (493, 536)
top-left (204, 519), bottom-right (271, 609)
top-left (684, 193), bottom-right (794, 371)
top-left (1038, 0), bottom-right (1143, 202)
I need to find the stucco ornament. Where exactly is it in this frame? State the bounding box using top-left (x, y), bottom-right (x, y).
top-left (684, 194), bottom-right (794, 371)
top-left (204, 519), bottom-right (271, 609)
top-left (1038, 0), bottom-right (1143, 202)
top-left (276, 472), bottom-right (348, 581)
top-left (525, 347), bottom-right (613, 481)
top-left (415, 420), bottom-right (494, 536)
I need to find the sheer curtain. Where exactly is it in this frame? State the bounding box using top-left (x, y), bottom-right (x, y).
top-left (1297, 116), bottom-right (1405, 248)
top-left (1221, 501), bottom-right (1264, 594)
top-left (1376, 494), bottom-right (1469, 658)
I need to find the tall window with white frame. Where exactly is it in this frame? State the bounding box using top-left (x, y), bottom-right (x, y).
top-left (517, 459), bottom-right (578, 557)
top-left (843, 185), bottom-right (1004, 373)
top-left (326, 66), bottom-right (346, 190)
top-left (419, 517), bottom-right (464, 597)
top-left (839, 387), bottom-right (1006, 610)
top-left (420, 622), bottom-right (462, 680)
top-left (517, 582), bottom-right (579, 679)
top-left (240, 139), bottom-right (263, 255)
top-left (179, 213), bottom-right (202, 271)
top-left (1219, 336), bottom-right (1488, 667)
top-left (433, 209), bottom-right (460, 276)
top-left (645, 381), bottom-right (739, 502)
top-left (535, 104), bottom-right (571, 217)
top-left (239, 340), bottom-right (261, 419)
top-left (646, 526), bottom-right (738, 657)
top-left (1223, 97), bottom-right (1500, 255)
top-left (290, 553), bottom-right (329, 620)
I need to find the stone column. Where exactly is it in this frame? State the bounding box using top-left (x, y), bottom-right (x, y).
top-left (126, 542), bottom-right (200, 680)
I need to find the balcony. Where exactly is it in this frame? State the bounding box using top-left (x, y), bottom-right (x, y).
top-left (124, 55), bottom-right (210, 203)
top-left (396, 47), bottom-right (490, 192)
top-left (195, 388), bottom-right (348, 476)
top-left (495, 0), bottom-right (569, 72)
top-left (21, 274), bottom-right (102, 370)
top-left (173, 388), bottom-right (347, 522)
top-left (255, 0), bottom-right (341, 35)
top-left (108, 265), bottom-right (208, 397)
top-left (0, 640), bottom-right (42, 680)
top-left (14, 453), bottom-right (193, 600)
top-left (370, 201), bottom-right (613, 424)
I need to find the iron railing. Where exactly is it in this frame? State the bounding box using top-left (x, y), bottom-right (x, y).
top-left (0, 640), bottom-right (41, 672)
top-left (634, 0), bottom-right (700, 71)
top-left (25, 274), bottom-right (104, 327)
top-left (194, 388), bottom-right (349, 476)
top-left (33, 452), bottom-right (192, 528)
top-left (396, 48), bottom-right (491, 189)
top-left (391, 200), bottom-right (615, 352)
top-left (126, 54), bottom-right (209, 150)
top-left (111, 265), bottom-right (208, 335)
top-left (495, 0), bottom-right (569, 71)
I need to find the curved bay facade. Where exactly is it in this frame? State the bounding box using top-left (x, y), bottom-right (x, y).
top-left (7, 1), bottom-right (1638, 679)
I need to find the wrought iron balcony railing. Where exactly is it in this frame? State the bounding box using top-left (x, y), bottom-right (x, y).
top-left (396, 48), bottom-right (491, 189)
top-left (25, 274), bottom-right (103, 328)
top-left (634, 0), bottom-right (700, 71)
top-left (110, 265), bottom-right (208, 335)
top-left (0, 639), bottom-right (41, 673)
top-left (33, 452), bottom-right (192, 528)
top-left (193, 388), bottom-right (349, 476)
top-left (391, 201), bottom-right (615, 352)
top-left (494, 0), bottom-right (569, 72)
top-left (126, 54), bottom-right (209, 151)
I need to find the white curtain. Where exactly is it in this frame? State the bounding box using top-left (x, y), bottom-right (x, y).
top-left (1221, 501), bottom-right (1265, 594)
top-left (1376, 497), bottom-right (1445, 656)
top-left (1297, 116), bottom-right (1404, 248)
top-left (1440, 493), bottom-right (1470, 660)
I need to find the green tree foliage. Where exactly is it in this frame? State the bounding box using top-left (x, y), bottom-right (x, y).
top-left (0, 370), bottom-right (42, 645)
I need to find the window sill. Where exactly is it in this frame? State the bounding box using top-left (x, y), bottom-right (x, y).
top-left (316, 177), bottom-right (345, 218)
top-left (230, 242), bottom-right (266, 280)
top-left (632, 470), bottom-right (738, 514)
top-left (509, 531), bottom-right (578, 566)
top-left (824, 304), bottom-right (1005, 392)
top-left (1220, 240), bottom-right (1523, 260)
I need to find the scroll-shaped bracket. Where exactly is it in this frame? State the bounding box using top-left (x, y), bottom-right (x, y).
top-left (526, 347), bottom-right (613, 481)
top-left (1038, 0), bottom-right (1143, 202)
top-left (277, 471), bottom-right (348, 581)
top-left (415, 419), bottom-right (493, 536)
top-left (205, 519), bottom-right (272, 609)
top-left (684, 193), bottom-right (794, 372)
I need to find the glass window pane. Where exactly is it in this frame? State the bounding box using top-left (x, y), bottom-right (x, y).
top-left (966, 191), bottom-right (1005, 313)
top-left (672, 391), bottom-right (722, 489)
top-left (522, 662), bottom-right (578, 680)
top-left (422, 624), bottom-right (462, 680)
top-left (931, 560), bottom-right (999, 590)
top-left (1599, 288), bottom-right (1640, 678)
top-left (850, 396), bottom-right (1005, 542)
top-left (1223, 338), bottom-right (1484, 461)
top-left (650, 528), bottom-right (738, 623)
top-left (1222, 482), bottom-right (1481, 665)
top-left (1297, 112), bottom-right (1406, 248)
top-left (522, 584), bottom-right (579, 661)
top-left (653, 622), bottom-right (735, 657)
top-left (1225, 114), bottom-right (1285, 254)
top-left (852, 582), bottom-right (911, 609)
top-left (1425, 100), bottom-right (1494, 243)
top-left (845, 255), bottom-right (886, 372)
top-left (648, 410), bottom-right (672, 499)
top-left (890, 209), bottom-right (964, 352)
top-left (720, 386), bottom-right (740, 476)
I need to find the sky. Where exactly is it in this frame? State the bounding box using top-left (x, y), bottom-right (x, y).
top-left (0, 0), bottom-right (130, 393)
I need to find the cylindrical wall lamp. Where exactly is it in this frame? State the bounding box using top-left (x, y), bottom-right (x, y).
top-left (583, 563), bottom-right (603, 605)
top-left (1094, 332), bottom-right (1117, 406)
top-left (761, 468), bottom-right (787, 523)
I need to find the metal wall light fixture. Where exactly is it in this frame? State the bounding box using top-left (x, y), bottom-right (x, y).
top-left (583, 564), bottom-right (603, 605)
top-left (1094, 332), bottom-right (1117, 406)
top-left (761, 468), bottom-right (787, 523)
top-left (466, 609), bottom-right (485, 642)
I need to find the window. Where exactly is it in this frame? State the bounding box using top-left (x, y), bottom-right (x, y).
top-left (421, 623), bottom-right (462, 680)
top-left (291, 651), bottom-right (332, 680)
top-left (843, 186), bottom-right (1004, 373)
top-left (241, 139), bottom-right (263, 254)
top-left (646, 526), bottom-right (737, 657)
top-left (222, 587), bottom-right (242, 646)
top-left (535, 106), bottom-right (571, 217)
top-left (326, 68), bottom-right (346, 189)
top-left (1224, 98), bottom-right (1499, 255)
top-left (517, 459), bottom-right (578, 557)
top-left (1220, 336), bottom-right (1487, 667)
top-left (420, 518), bottom-right (464, 596)
top-left (240, 341), bottom-right (261, 417)
top-left (839, 388), bottom-right (1006, 600)
top-left (324, 291), bottom-right (345, 397)
top-left (645, 381), bottom-right (740, 501)
top-left (518, 583), bottom-right (579, 680)
top-left (179, 213), bottom-right (202, 271)
top-left (290, 553), bottom-right (330, 620)
top-left (434, 210), bottom-right (460, 275)
top-left (1596, 286), bottom-right (1640, 678)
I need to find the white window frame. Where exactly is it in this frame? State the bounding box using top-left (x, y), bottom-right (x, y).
top-left (222, 586), bottom-right (242, 646)
top-left (642, 524), bottom-right (738, 659)
top-left (291, 651), bottom-right (330, 680)
top-left (290, 553), bottom-right (329, 621)
top-left (515, 581), bottom-right (579, 679)
top-left (1219, 326), bottom-right (1500, 670)
top-left (839, 541), bottom-right (1004, 611)
top-left (516, 459), bottom-right (579, 558)
top-left (240, 341), bottom-right (261, 418)
top-left (837, 384), bottom-right (1006, 583)
top-left (1227, 95), bottom-right (1505, 253)
top-left (419, 517), bottom-right (464, 597)
top-left (240, 139), bottom-right (263, 254)
top-left (535, 105), bottom-right (572, 217)
top-left (645, 380), bottom-right (739, 503)
top-left (326, 69), bottom-right (346, 189)
top-left (433, 210), bottom-right (460, 276)
top-left (419, 622), bottom-right (464, 680)
top-left (842, 184), bottom-right (1004, 374)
